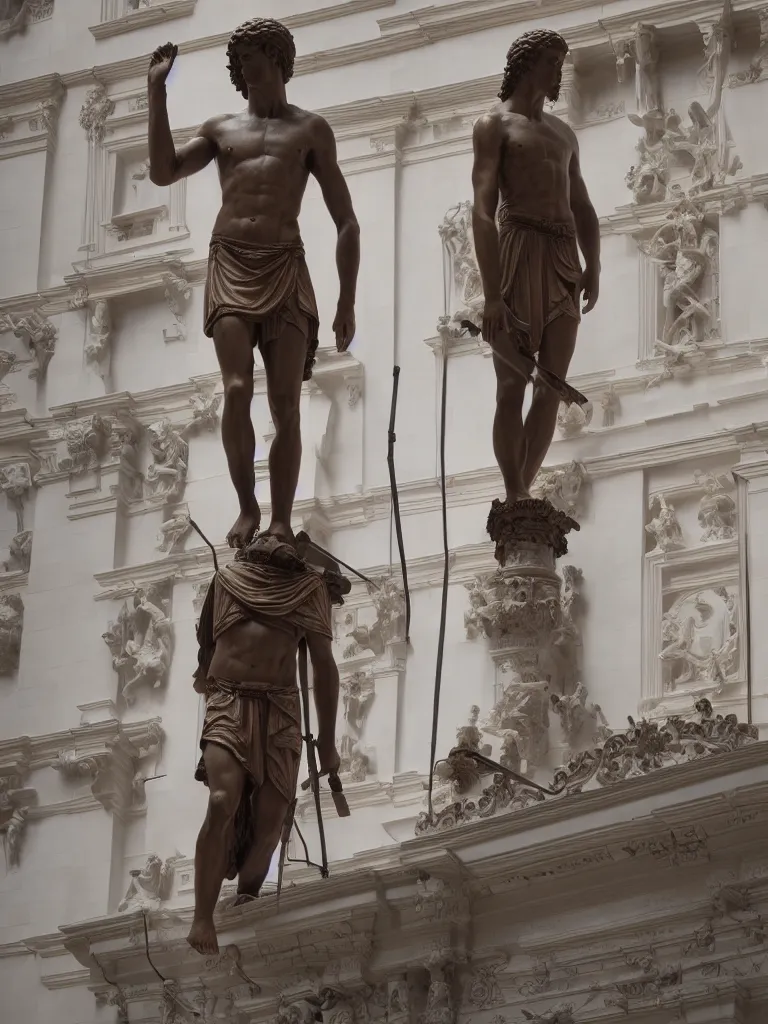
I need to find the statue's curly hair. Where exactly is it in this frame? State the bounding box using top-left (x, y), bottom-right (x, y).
top-left (226, 18), bottom-right (296, 98)
top-left (498, 29), bottom-right (569, 102)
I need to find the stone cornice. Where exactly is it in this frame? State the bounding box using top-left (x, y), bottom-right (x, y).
top-left (35, 753), bottom-right (768, 1007)
top-left (88, 0), bottom-right (197, 41)
top-left (600, 172), bottom-right (768, 235)
top-left (1, 0), bottom-right (755, 106)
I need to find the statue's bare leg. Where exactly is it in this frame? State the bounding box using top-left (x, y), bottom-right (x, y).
top-left (490, 332), bottom-right (529, 503)
top-left (261, 322), bottom-right (307, 544)
top-left (235, 780), bottom-right (292, 900)
top-left (213, 316), bottom-right (260, 548)
top-left (187, 742), bottom-right (245, 955)
top-left (521, 315), bottom-right (578, 491)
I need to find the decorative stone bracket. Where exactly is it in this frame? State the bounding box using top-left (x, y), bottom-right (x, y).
top-left (0, 308), bottom-right (57, 380)
top-left (52, 717), bottom-right (163, 818)
top-left (0, 764), bottom-right (36, 868)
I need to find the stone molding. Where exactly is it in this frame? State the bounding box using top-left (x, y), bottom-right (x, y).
top-left (0, 77), bottom-right (63, 161)
top-left (89, 0), bottom-right (197, 40)
top-left (10, 0), bottom-right (752, 98)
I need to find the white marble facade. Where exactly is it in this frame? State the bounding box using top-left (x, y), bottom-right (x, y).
top-left (2, 1), bottom-right (768, 1022)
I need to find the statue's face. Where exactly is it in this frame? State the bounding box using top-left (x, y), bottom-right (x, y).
top-left (525, 45), bottom-right (567, 101)
top-left (235, 41), bottom-right (280, 91)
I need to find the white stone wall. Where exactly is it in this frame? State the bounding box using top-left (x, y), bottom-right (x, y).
top-left (1, 1), bottom-right (768, 1021)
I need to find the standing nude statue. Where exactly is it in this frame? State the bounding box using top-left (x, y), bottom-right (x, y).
top-left (472, 30), bottom-right (600, 503)
top-left (188, 541), bottom-right (343, 955)
top-left (148, 19), bottom-right (360, 550)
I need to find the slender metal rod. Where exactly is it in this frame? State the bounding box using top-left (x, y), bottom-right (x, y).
top-left (387, 365), bottom-right (411, 641)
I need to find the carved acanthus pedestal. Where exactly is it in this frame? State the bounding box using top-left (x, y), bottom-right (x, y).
top-left (463, 500), bottom-right (579, 772)
top-left (102, 583), bottom-right (173, 705)
top-left (52, 718), bottom-right (163, 818)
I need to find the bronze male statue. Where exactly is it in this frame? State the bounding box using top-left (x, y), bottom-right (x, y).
top-left (472, 30), bottom-right (600, 503)
top-left (188, 541), bottom-right (343, 955)
top-left (148, 19), bottom-right (360, 550)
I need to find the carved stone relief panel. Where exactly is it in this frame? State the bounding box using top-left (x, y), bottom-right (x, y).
top-left (642, 533), bottom-right (743, 716)
top-left (102, 582), bottom-right (173, 706)
top-left (660, 584), bottom-right (739, 695)
top-left (625, 8), bottom-right (741, 206)
top-left (645, 494), bottom-right (685, 553)
top-left (637, 199), bottom-right (720, 384)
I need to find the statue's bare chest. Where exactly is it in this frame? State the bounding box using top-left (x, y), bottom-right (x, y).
top-left (215, 118), bottom-right (311, 171)
top-left (502, 119), bottom-right (570, 166)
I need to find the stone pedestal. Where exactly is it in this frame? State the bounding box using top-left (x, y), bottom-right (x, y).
top-left (481, 498), bottom-right (579, 771)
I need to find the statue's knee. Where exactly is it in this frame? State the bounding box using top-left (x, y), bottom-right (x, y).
top-left (207, 787), bottom-right (238, 824)
top-left (223, 375), bottom-right (252, 405)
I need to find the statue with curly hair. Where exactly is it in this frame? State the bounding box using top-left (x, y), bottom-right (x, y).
top-left (471, 29), bottom-right (601, 504)
top-left (146, 21), bottom-right (360, 554)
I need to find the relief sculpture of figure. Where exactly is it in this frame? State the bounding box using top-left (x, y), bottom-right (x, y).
top-left (148, 19), bottom-right (360, 552)
top-left (187, 539), bottom-right (343, 955)
top-left (471, 30), bottom-right (601, 502)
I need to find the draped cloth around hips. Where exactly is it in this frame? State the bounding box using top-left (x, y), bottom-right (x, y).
top-left (193, 560), bottom-right (333, 879)
top-left (203, 236), bottom-right (320, 381)
top-left (498, 206), bottom-right (582, 356)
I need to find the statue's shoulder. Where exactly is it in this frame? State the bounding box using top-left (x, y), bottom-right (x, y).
top-left (542, 110), bottom-right (576, 146)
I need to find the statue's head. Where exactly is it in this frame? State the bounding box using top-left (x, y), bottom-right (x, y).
top-left (498, 29), bottom-right (569, 103)
top-left (226, 18), bottom-right (296, 98)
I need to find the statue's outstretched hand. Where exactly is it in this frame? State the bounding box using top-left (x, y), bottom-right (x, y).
top-left (148, 42), bottom-right (178, 86)
top-left (333, 302), bottom-right (355, 353)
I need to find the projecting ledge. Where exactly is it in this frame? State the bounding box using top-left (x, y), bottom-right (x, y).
top-left (407, 740), bottom-right (768, 868)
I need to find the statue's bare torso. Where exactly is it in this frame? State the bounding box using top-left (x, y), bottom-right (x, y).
top-left (201, 107), bottom-right (319, 243)
top-left (209, 617), bottom-right (299, 685)
top-left (493, 109), bottom-right (576, 223)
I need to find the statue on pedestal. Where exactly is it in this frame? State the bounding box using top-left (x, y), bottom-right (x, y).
top-left (187, 538), bottom-right (347, 955)
top-left (148, 18), bottom-right (360, 551)
top-left (471, 29), bottom-right (600, 503)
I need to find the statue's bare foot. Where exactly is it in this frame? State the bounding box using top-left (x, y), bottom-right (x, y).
top-left (186, 919), bottom-right (219, 955)
top-left (226, 504), bottom-right (261, 549)
top-left (265, 521), bottom-right (296, 546)
top-left (504, 490), bottom-right (532, 505)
